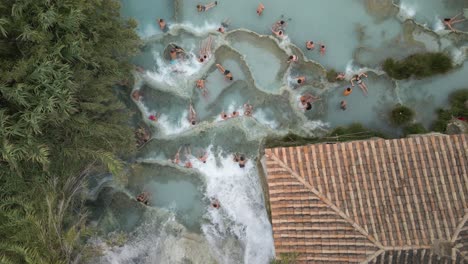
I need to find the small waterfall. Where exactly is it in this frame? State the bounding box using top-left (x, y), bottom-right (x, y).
top-left (93, 212), bottom-right (217, 264)
top-left (397, 2), bottom-right (416, 20)
top-left (433, 16), bottom-right (445, 32)
top-left (145, 50), bottom-right (204, 91)
top-left (194, 148), bottom-right (275, 264)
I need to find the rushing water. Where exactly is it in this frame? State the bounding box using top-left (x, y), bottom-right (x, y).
top-left (86, 0), bottom-right (468, 263)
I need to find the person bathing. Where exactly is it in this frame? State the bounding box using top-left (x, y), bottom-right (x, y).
top-left (158, 18), bottom-right (168, 32)
top-left (256, 3), bottom-right (265, 16)
top-left (306, 41), bottom-right (315, 50)
top-left (233, 153), bottom-right (248, 168)
top-left (443, 13), bottom-right (466, 31)
top-left (300, 93), bottom-right (320, 111)
top-left (218, 18), bottom-right (230, 33)
top-left (197, 1), bottom-right (217, 12)
top-left (243, 103), bottom-right (254, 117)
top-left (220, 110), bottom-right (229, 120)
top-left (350, 72), bottom-right (368, 96)
top-left (136, 192), bottom-right (151, 205)
top-left (196, 79), bottom-right (208, 97)
top-left (287, 55), bottom-right (298, 63)
top-left (296, 76), bottom-right (306, 86)
top-left (198, 36), bottom-right (213, 63)
top-left (216, 63), bottom-right (233, 81)
top-left (189, 104), bottom-right (198, 125)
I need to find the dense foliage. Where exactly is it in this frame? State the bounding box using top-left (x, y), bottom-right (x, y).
top-left (403, 123), bottom-right (428, 136)
top-left (383, 52), bottom-right (453, 80)
top-left (432, 89), bottom-right (468, 132)
top-left (328, 123), bottom-right (387, 139)
top-left (0, 0), bottom-right (141, 262)
top-left (270, 253), bottom-right (299, 264)
top-left (389, 105), bottom-right (414, 126)
top-left (265, 123), bottom-right (387, 148)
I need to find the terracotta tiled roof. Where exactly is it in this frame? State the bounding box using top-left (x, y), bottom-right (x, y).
top-left (264, 134), bottom-right (468, 263)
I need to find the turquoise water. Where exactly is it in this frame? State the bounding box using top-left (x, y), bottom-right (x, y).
top-left (88, 0), bottom-right (468, 263)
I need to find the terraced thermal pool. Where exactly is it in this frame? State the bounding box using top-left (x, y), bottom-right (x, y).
top-left (85, 0), bottom-right (468, 263)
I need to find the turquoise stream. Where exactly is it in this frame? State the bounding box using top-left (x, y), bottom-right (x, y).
top-left (86, 0), bottom-right (468, 263)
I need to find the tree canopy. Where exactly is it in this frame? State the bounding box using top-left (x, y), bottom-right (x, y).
top-left (0, 0), bottom-right (141, 262)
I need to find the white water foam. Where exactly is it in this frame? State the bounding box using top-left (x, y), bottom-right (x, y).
top-left (398, 2), bottom-right (416, 20)
top-left (93, 212), bottom-right (216, 264)
top-left (157, 111), bottom-right (191, 136)
top-left (277, 35), bottom-right (292, 54)
top-left (136, 101), bottom-right (191, 136)
top-left (252, 108), bottom-right (279, 129)
top-left (145, 50), bottom-right (203, 92)
top-left (169, 21), bottom-right (220, 37)
top-left (192, 148), bottom-right (274, 264)
top-left (451, 48), bottom-right (465, 65)
top-left (433, 16), bottom-right (445, 32)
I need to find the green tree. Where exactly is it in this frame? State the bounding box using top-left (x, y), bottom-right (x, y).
top-left (389, 105), bottom-right (414, 126)
top-left (432, 89), bottom-right (468, 132)
top-left (383, 52), bottom-right (453, 80)
top-left (0, 170), bottom-right (90, 264)
top-left (0, 0), bottom-right (140, 175)
top-left (403, 122), bottom-right (428, 136)
top-left (0, 0), bottom-right (141, 261)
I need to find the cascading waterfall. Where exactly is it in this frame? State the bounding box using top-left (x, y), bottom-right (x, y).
top-left (86, 0), bottom-right (468, 263)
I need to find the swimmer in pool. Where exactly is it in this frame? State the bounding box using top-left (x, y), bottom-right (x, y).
top-left (189, 104), bottom-right (197, 125)
top-left (158, 18), bottom-right (169, 33)
top-left (172, 147), bottom-right (182, 164)
top-left (443, 13), bottom-right (466, 31)
top-left (272, 20), bottom-right (287, 31)
top-left (300, 93), bottom-right (320, 111)
top-left (169, 49), bottom-right (178, 64)
top-left (218, 18), bottom-right (230, 33)
top-left (132, 90), bottom-right (141, 101)
top-left (196, 79), bottom-right (205, 89)
top-left (243, 103), bottom-right (254, 117)
top-left (287, 55), bottom-right (298, 63)
top-left (211, 198), bottom-right (220, 209)
top-left (197, 1), bottom-right (217, 12)
top-left (196, 79), bottom-right (208, 97)
top-left (296, 76), bottom-right (306, 86)
top-left (231, 110), bottom-right (239, 118)
top-left (256, 3), bottom-right (265, 16)
top-left (149, 113), bottom-right (160, 122)
top-left (199, 36), bottom-right (213, 62)
top-left (216, 63), bottom-right (233, 81)
top-left (340, 100), bottom-right (347, 111)
top-left (319, 43), bottom-right (326, 55)
top-left (158, 18), bottom-right (168, 32)
top-left (350, 72), bottom-right (368, 96)
top-left (271, 28), bottom-right (284, 38)
top-left (136, 192), bottom-right (150, 205)
top-left (184, 146), bottom-right (192, 168)
top-left (233, 153), bottom-right (247, 168)
top-left (306, 41), bottom-right (315, 50)
top-left (336, 72), bottom-right (346, 81)
top-left (198, 150), bottom-right (209, 163)
top-left (220, 110), bottom-right (229, 120)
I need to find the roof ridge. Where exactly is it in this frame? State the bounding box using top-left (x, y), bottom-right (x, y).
top-left (266, 151), bottom-right (384, 250)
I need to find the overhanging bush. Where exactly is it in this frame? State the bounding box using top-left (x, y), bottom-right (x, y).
top-left (383, 52), bottom-right (452, 80)
top-left (389, 105), bottom-right (414, 126)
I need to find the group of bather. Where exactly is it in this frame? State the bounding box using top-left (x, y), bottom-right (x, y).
top-left (135, 3), bottom-right (466, 206)
top-left (136, 144), bottom-right (248, 207)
